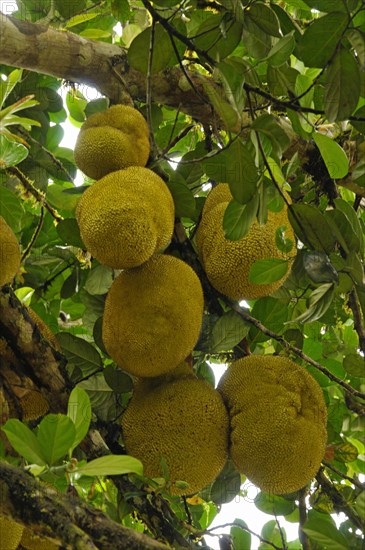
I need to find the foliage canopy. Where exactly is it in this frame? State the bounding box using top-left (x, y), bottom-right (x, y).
top-left (0, 0), bottom-right (364, 549)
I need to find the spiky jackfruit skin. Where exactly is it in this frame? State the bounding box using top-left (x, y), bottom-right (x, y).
top-left (195, 184), bottom-right (295, 300)
top-left (20, 390), bottom-right (49, 422)
top-left (27, 308), bottom-right (60, 351)
top-left (76, 167), bottom-right (175, 269)
top-left (218, 355), bottom-right (327, 495)
top-left (0, 217), bottom-right (20, 288)
top-left (122, 377), bottom-right (229, 495)
top-left (20, 527), bottom-right (59, 550)
top-left (102, 255), bottom-right (204, 377)
top-left (0, 515), bottom-right (24, 550)
top-left (74, 105), bottom-right (150, 180)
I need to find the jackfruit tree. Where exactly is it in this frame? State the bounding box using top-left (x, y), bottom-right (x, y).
top-left (0, 1), bottom-right (364, 549)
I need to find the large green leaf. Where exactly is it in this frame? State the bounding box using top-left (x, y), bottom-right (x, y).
top-left (2, 419), bottom-right (46, 465)
top-left (246, 3), bottom-right (280, 37)
top-left (249, 258), bottom-right (289, 285)
top-left (313, 133), bottom-right (349, 179)
top-left (57, 333), bottom-right (102, 374)
top-left (166, 180), bottom-right (196, 219)
top-left (67, 387), bottom-right (92, 454)
top-left (76, 455), bottom-right (143, 477)
top-left (0, 134), bottom-right (28, 167)
top-left (288, 203), bottom-right (336, 253)
top-left (211, 311), bottom-right (250, 352)
top-left (303, 510), bottom-right (349, 550)
top-left (255, 492), bottom-right (296, 516)
top-left (37, 414), bottom-right (76, 465)
top-left (230, 519), bottom-right (251, 550)
top-left (128, 23), bottom-right (185, 74)
top-left (267, 32), bottom-right (295, 67)
top-left (324, 48), bottom-right (360, 122)
top-left (194, 14), bottom-right (243, 60)
top-left (84, 265), bottom-right (113, 295)
top-left (251, 114), bottom-right (290, 156)
top-left (0, 69), bottom-right (23, 109)
top-left (297, 12), bottom-right (348, 67)
top-left (0, 185), bottom-right (24, 232)
top-left (223, 193), bottom-right (259, 241)
top-left (289, 283), bottom-right (335, 324)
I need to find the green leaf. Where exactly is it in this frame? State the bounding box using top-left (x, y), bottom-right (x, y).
top-left (67, 387), bottom-right (92, 454)
top-left (66, 90), bottom-right (87, 123)
top-left (334, 198), bottom-right (364, 257)
top-left (203, 140), bottom-right (259, 204)
top-left (79, 29), bottom-right (111, 39)
top-left (0, 186), bottom-right (24, 232)
top-left (223, 193), bottom-right (259, 241)
top-left (84, 265), bottom-right (113, 295)
top-left (355, 491), bottom-right (365, 519)
top-left (251, 114), bottom-right (290, 156)
top-left (325, 209), bottom-right (360, 254)
top-left (37, 414), bottom-right (76, 465)
top-left (57, 333), bottom-right (102, 373)
top-left (288, 204), bottom-right (336, 253)
top-left (334, 440), bottom-right (358, 463)
top-left (194, 14), bottom-right (243, 60)
top-left (128, 23), bottom-right (184, 74)
top-left (76, 455), bottom-right (143, 477)
top-left (313, 133), bottom-right (349, 179)
top-left (57, 218), bottom-right (84, 248)
top-left (166, 181), bottom-right (196, 219)
top-left (46, 124), bottom-right (64, 151)
top-left (302, 0), bottom-right (347, 11)
top-left (260, 520), bottom-right (286, 548)
top-left (211, 310), bottom-right (250, 352)
top-left (104, 365), bottom-right (133, 393)
top-left (0, 134), bottom-right (28, 167)
top-left (65, 13), bottom-right (98, 28)
top-left (246, 3), bottom-right (280, 37)
top-left (201, 78), bottom-right (240, 131)
top-left (343, 354), bottom-right (365, 378)
top-left (2, 419), bottom-right (46, 465)
top-left (0, 69), bottom-right (23, 109)
top-left (290, 283), bottom-right (335, 324)
top-left (111, 0), bottom-right (131, 21)
top-left (303, 510), bottom-right (349, 549)
top-left (209, 461), bottom-right (242, 505)
top-left (324, 48), bottom-right (360, 122)
top-left (276, 225), bottom-right (294, 254)
top-left (249, 258), bottom-right (288, 285)
top-left (231, 519), bottom-right (251, 550)
top-left (267, 32), bottom-right (295, 67)
top-left (216, 58), bottom-right (246, 112)
top-left (242, 16), bottom-right (272, 59)
top-left (298, 12), bottom-right (349, 68)
top-left (255, 492), bottom-right (296, 516)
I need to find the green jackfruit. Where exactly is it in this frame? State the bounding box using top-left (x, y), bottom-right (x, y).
top-left (218, 355), bottom-right (327, 494)
top-left (102, 254), bottom-right (204, 377)
top-left (0, 217), bottom-right (20, 288)
top-left (0, 514), bottom-right (24, 550)
top-left (196, 184), bottom-right (295, 300)
top-left (76, 167), bottom-right (174, 269)
top-left (74, 105), bottom-right (150, 180)
top-left (20, 527), bottom-right (59, 549)
top-left (122, 376), bottom-right (229, 495)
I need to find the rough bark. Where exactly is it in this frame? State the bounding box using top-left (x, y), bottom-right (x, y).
top-left (0, 461), bottom-right (170, 550)
top-left (0, 13), bottom-right (221, 127)
top-left (0, 287), bottom-right (70, 418)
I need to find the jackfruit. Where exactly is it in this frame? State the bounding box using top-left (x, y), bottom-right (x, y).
top-left (0, 216), bottom-right (20, 288)
top-left (76, 167), bottom-right (175, 269)
top-left (122, 376), bottom-right (229, 495)
top-left (27, 307), bottom-right (60, 351)
top-left (102, 254), bottom-right (204, 377)
top-left (20, 527), bottom-right (59, 550)
top-left (74, 105), bottom-right (150, 180)
top-left (195, 184), bottom-right (295, 300)
top-left (20, 389), bottom-right (49, 422)
top-left (0, 514), bottom-right (24, 550)
top-left (218, 355), bottom-right (327, 495)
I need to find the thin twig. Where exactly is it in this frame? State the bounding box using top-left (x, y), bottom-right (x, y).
top-left (207, 522), bottom-right (284, 550)
top-left (275, 515), bottom-right (287, 550)
top-left (348, 289), bottom-right (365, 355)
top-left (6, 166), bottom-right (63, 222)
top-left (21, 206), bottom-right (45, 262)
top-left (146, 19), bottom-right (159, 157)
top-left (322, 460), bottom-right (365, 490)
top-left (298, 488), bottom-right (310, 550)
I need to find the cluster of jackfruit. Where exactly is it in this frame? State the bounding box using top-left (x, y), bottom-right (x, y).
top-left (218, 355), bottom-right (327, 494)
top-left (0, 216), bottom-right (21, 288)
top-left (74, 105), bottom-right (233, 495)
top-left (195, 183), bottom-right (295, 300)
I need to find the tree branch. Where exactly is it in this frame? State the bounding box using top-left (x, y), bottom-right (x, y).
top-left (0, 461), bottom-right (170, 550)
